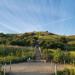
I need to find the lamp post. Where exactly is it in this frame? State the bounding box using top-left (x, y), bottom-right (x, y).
top-left (54, 64), bottom-right (57, 75)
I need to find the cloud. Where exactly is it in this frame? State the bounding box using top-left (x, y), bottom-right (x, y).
top-left (0, 23), bottom-right (20, 32)
top-left (45, 16), bottom-right (73, 25)
top-left (0, 0), bottom-right (75, 35)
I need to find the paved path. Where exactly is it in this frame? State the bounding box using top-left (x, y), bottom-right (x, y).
top-left (8, 72), bottom-right (50, 75)
top-left (3, 63), bottom-right (73, 75)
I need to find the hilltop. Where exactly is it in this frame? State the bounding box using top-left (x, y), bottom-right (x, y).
top-left (0, 31), bottom-right (75, 64)
top-left (0, 31), bottom-right (75, 50)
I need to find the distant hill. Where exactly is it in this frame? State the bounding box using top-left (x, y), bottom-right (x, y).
top-left (0, 31), bottom-right (75, 50)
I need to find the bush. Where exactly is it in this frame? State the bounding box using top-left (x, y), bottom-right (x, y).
top-left (55, 68), bottom-right (75, 75)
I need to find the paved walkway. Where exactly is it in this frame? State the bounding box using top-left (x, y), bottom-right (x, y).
top-left (3, 63), bottom-right (73, 75)
top-left (8, 72), bottom-right (50, 75)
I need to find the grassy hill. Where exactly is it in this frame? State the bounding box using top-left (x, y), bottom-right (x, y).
top-left (0, 31), bottom-right (75, 64)
top-left (0, 31), bottom-right (75, 49)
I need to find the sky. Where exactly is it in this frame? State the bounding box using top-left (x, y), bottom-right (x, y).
top-left (0, 0), bottom-right (75, 35)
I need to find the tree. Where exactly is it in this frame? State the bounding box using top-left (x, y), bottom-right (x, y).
top-left (52, 49), bottom-right (63, 63)
top-left (60, 37), bottom-right (69, 50)
top-left (10, 39), bottom-right (26, 46)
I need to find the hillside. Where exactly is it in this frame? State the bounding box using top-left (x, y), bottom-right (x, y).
top-left (0, 31), bottom-right (75, 50)
top-left (0, 32), bottom-right (75, 64)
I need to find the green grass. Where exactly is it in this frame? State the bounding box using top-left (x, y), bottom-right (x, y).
top-left (55, 68), bottom-right (75, 75)
top-left (69, 51), bottom-right (75, 57)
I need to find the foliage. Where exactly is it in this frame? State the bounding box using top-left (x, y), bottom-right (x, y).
top-left (52, 49), bottom-right (63, 63)
top-left (0, 32), bottom-right (75, 50)
top-left (55, 68), bottom-right (75, 75)
top-left (0, 32), bottom-right (75, 63)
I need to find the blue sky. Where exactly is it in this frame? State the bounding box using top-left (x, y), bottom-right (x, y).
top-left (0, 0), bottom-right (75, 35)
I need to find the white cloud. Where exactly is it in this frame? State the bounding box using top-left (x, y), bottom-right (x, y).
top-left (0, 23), bottom-right (20, 32)
top-left (45, 16), bottom-right (73, 25)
